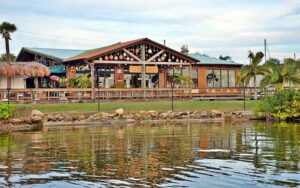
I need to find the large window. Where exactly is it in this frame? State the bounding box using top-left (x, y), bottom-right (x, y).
top-left (228, 70), bottom-right (236, 87)
top-left (207, 69), bottom-right (236, 87)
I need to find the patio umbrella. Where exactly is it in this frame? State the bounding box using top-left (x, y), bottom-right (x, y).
top-left (50, 75), bottom-right (59, 81)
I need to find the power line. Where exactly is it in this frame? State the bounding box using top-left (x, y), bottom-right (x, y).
top-left (17, 30), bottom-right (100, 42)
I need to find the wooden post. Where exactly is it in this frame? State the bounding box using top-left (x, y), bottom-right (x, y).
top-left (90, 63), bottom-right (95, 101)
top-left (189, 64), bottom-right (192, 99)
top-left (141, 44), bottom-right (146, 88)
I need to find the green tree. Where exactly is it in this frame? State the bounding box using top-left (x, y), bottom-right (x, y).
top-left (174, 73), bottom-right (192, 87)
top-left (76, 73), bottom-right (92, 88)
top-left (0, 53), bottom-right (16, 62)
top-left (0, 22), bottom-right (17, 64)
top-left (0, 22), bottom-right (17, 94)
top-left (240, 51), bottom-right (268, 100)
top-left (260, 58), bottom-right (300, 89)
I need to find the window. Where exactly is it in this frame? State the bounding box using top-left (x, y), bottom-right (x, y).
top-left (207, 69), bottom-right (236, 88)
top-left (207, 69), bottom-right (214, 87)
top-left (192, 69), bottom-right (198, 87)
top-left (214, 70), bottom-right (221, 87)
top-left (228, 70), bottom-right (236, 87)
top-left (221, 69), bottom-right (229, 87)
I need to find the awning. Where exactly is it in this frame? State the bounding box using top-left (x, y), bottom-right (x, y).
top-left (50, 65), bottom-right (66, 74)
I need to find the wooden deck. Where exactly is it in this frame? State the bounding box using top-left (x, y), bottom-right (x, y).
top-left (0, 87), bottom-right (247, 103)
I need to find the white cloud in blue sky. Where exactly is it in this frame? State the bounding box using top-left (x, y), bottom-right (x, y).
top-left (0, 0), bottom-right (299, 63)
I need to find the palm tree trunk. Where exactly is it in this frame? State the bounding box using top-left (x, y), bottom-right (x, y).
top-left (5, 36), bottom-right (10, 64)
top-left (4, 35), bottom-right (11, 103)
top-left (254, 74), bottom-right (257, 100)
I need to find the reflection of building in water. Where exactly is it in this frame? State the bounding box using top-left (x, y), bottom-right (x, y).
top-left (0, 123), bottom-right (257, 185)
top-left (197, 123), bottom-right (243, 159)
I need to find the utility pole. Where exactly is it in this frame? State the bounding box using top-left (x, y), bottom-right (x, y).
top-left (264, 39), bottom-right (267, 63)
top-left (294, 53), bottom-right (296, 60)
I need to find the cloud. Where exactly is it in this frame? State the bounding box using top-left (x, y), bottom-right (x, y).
top-left (0, 0), bottom-right (299, 63)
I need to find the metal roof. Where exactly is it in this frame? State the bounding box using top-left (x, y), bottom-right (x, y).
top-left (23, 47), bottom-right (85, 60)
top-left (189, 53), bottom-right (243, 66)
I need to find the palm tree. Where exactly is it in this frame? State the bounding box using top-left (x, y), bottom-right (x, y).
top-left (260, 58), bottom-right (300, 89)
top-left (240, 51), bottom-right (268, 100)
top-left (0, 53), bottom-right (16, 62)
top-left (0, 22), bottom-right (17, 101)
top-left (0, 22), bottom-right (17, 64)
top-left (174, 73), bottom-right (193, 87)
top-left (76, 73), bottom-right (92, 88)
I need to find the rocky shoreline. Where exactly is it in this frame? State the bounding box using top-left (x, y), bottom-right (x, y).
top-left (0, 108), bottom-right (255, 133)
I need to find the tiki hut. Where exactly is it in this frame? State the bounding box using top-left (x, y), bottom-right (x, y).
top-left (0, 62), bottom-right (50, 78)
top-left (22, 62), bottom-right (50, 77)
top-left (0, 62), bottom-right (50, 89)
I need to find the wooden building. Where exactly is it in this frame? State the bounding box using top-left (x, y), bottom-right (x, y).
top-left (11, 38), bottom-right (243, 101)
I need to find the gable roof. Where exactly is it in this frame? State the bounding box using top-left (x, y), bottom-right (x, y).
top-left (189, 53), bottom-right (243, 66)
top-left (65, 38), bottom-right (199, 63)
top-left (17, 47), bottom-right (85, 61)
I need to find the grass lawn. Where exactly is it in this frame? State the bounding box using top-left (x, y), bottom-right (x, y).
top-left (14, 100), bottom-right (257, 114)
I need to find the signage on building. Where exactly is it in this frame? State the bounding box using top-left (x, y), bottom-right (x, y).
top-left (129, 66), bottom-right (158, 73)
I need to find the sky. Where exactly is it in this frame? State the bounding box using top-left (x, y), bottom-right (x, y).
top-left (0, 0), bottom-right (299, 63)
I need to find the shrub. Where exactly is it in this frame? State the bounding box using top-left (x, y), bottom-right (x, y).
top-left (111, 82), bottom-right (126, 88)
top-left (253, 89), bottom-right (300, 121)
top-left (0, 104), bottom-right (13, 120)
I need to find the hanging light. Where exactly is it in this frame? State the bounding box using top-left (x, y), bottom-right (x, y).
top-left (148, 49), bottom-right (152, 54)
top-left (109, 55), bottom-right (113, 60)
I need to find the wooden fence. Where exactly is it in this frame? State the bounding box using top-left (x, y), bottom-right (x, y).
top-left (0, 87), bottom-right (256, 103)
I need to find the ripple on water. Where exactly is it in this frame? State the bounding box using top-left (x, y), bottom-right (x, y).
top-left (0, 122), bottom-right (299, 187)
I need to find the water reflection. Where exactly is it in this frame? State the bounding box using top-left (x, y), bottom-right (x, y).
top-left (0, 122), bottom-right (299, 187)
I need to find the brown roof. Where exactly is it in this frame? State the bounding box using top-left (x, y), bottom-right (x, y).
top-left (64, 38), bottom-right (198, 63)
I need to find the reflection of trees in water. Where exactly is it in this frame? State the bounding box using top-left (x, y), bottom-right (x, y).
top-left (253, 122), bottom-right (299, 172)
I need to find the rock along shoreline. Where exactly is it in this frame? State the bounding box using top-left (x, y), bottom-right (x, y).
top-left (0, 108), bottom-right (258, 133)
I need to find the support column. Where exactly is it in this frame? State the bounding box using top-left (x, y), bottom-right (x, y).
top-left (114, 65), bottom-right (124, 85)
top-left (159, 68), bottom-right (166, 88)
top-left (90, 63), bottom-right (95, 100)
top-left (189, 64), bottom-right (192, 98)
top-left (198, 66), bottom-right (207, 94)
top-left (66, 64), bottom-right (76, 80)
top-left (141, 44), bottom-right (146, 88)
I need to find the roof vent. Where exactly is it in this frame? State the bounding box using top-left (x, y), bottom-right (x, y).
top-left (181, 45), bottom-right (189, 55)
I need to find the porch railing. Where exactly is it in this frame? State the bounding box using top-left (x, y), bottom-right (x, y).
top-left (0, 87), bottom-right (268, 103)
top-left (0, 88), bottom-right (194, 103)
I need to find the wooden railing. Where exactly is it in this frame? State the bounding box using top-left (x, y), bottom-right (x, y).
top-left (0, 88), bottom-right (194, 103)
top-left (0, 87), bottom-right (269, 103)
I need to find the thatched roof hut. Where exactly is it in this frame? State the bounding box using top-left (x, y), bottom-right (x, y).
top-left (0, 62), bottom-right (50, 78)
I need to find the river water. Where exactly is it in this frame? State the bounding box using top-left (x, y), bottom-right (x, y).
top-left (0, 122), bottom-right (299, 187)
